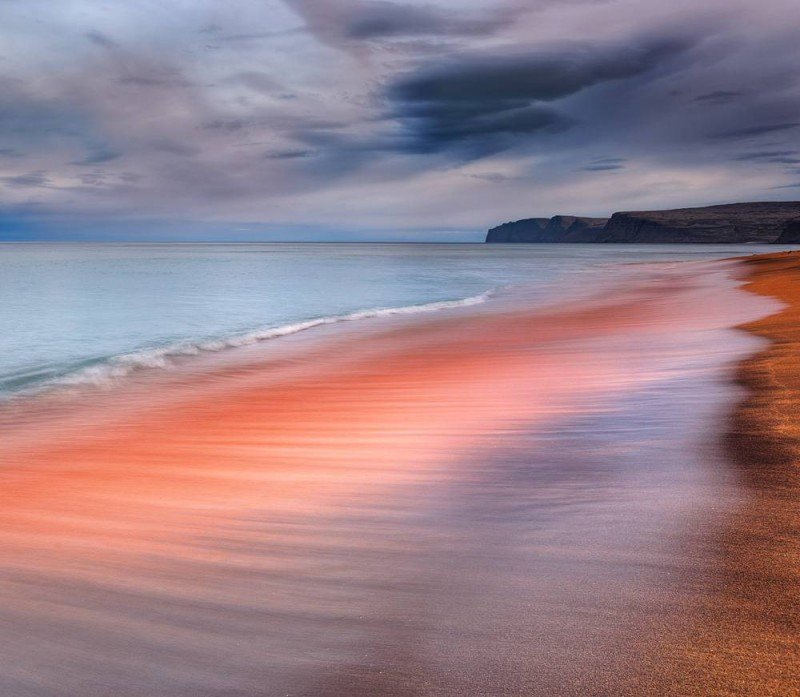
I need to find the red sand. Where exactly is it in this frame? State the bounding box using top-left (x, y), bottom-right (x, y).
top-left (0, 260), bottom-right (782, 695)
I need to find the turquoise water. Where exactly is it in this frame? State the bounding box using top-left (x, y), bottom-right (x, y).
top-left (0, 242), bottom-right (792, 398)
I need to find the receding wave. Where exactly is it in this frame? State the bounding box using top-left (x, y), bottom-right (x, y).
top-left (4, 291), bottom-right (493, 399)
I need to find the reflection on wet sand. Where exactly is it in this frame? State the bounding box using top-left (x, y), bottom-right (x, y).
top-left (0, 263), bottom-right (774, 695)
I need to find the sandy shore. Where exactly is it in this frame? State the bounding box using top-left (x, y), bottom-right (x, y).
top-left (0, 257), bottom-right (790, 695)
top-left (656, 250), bottom-right (800, 695)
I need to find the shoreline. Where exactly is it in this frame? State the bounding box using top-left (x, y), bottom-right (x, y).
top-left (3, 243), bottom-right (792, 408)
top-left (678, 250), bottom-right (800, 693)
top-left (0, 255), bottom-right (790, 695)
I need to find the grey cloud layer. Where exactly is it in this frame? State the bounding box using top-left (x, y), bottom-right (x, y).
top-left (0, 0), bottom-right (799, 237)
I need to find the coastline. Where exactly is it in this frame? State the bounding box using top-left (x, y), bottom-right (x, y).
top-left (0, 255), bottom-right (789, 695)
top-left (668, 250), bottom-right (800, 694)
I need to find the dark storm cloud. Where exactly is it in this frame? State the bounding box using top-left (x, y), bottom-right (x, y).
top-left (589, 157), bottom-right (626, 165)
top-left (264, 148), bottom-right (316, 159)
top-left (284, 0), bottom-right (523, 47)
top-left (709, 122), bottom-right (800, 140)
top-left (385, 37), bottom-right (692, 154)
top-left (391, 39), bottom-right (691, 104)
top-left (71, 150), bottom-right (121, 166)
top-left (343, 2), bottom-right (515, 39)
top-left (1, 172), bottom-right (50, 188)
top-left (734, 150), bottom-right (798, 160)
top-left (582, 163), bottom-right (624, 171)
top-left (733, 150), bottom-right (800, 164)
top-left (392, 105), bottom-right (571, 155)
top-left (201, 118), bottom-right (257, 133)
top-left (692, 90), bottom-right (744, 104)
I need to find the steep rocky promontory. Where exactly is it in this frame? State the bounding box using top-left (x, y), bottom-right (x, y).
top-left (486, 215), bottom-right (608, 243)
top-left (487, 201), bottom-right (800, 243)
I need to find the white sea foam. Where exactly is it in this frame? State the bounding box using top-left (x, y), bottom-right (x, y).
top-left (23, 290), bottom-right (493, 395)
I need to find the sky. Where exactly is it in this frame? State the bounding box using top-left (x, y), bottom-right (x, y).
top-left (1, 0), bottom-right (799, 241)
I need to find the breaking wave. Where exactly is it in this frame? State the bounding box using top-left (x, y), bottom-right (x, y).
top-left (6, 290), bottom-right (493, 398)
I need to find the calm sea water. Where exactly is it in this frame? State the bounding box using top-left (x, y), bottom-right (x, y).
top-left (0, 242), bottom-right (791, 398)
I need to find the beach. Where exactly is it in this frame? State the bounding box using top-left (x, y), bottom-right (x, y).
top-left (670, 250), bottom-right (800, 694)
top-left (0, 252), bottom-right (796, 695)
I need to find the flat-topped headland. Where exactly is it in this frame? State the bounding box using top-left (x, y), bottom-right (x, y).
top-left (487, 201), bottom-right (800, 243)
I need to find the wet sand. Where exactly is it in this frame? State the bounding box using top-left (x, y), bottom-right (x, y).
top-left (0, 260), bottom-right (783, 695)
top-left (651, 251), bottom-right (800, 696)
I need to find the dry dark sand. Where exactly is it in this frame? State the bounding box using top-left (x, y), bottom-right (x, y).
top-left (0, 258), bottom-right (794, 696)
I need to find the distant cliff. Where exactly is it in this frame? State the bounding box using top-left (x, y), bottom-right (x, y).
top-left (486, 202), bottom-right (800, 243)
top-left (486, 216), bottom-right (608, 243)
top-left (598, 202), bottom-right (800, 243)
top-left (776, 218), bottom-right (800, 244)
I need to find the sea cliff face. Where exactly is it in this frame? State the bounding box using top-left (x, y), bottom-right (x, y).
top-left (486, 216), bottom-right (607, 243)
top-left (598, 202), bottom-right (800, 243)
top-left (486, 218), bottom-right (550, 242)
top-left (486, 201), bottom-right (800, 243)
top-left (775, 219), bottom-right (800, 244)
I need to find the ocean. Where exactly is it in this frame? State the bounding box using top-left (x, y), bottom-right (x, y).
top-left (0, 242), bottom-right (791, 399)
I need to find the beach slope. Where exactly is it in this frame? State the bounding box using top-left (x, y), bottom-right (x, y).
top-left (707, 251), bottom-right (800, 692)
top-left (0, 257), bottom-right (793, 695)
